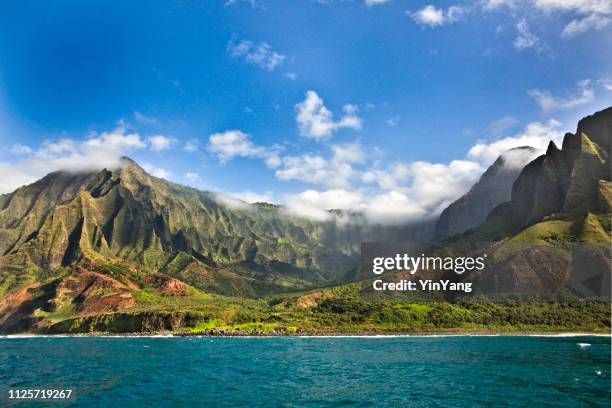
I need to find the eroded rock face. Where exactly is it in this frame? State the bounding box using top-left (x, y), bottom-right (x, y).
top-left (480, 107), bottom-right (611, 238)
top-left (435, 147), bottom-right (537, 239)
top-left (0, 267), bottom-right (137, 333)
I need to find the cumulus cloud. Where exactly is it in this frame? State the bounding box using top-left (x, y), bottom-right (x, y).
top-left (275, 142), bottom-right (365, 189)
top-left (148, 135), bottom-right (177, 151)
top-left (142, 163), bottom-right (171, 180)
top-left (279, 113), bottom-right (565, 224)
top-left (409, 5), bottom-right (465, 27)
top-left (363, 160), bottom-right (484, 214)
top-left (85, 123), bottom-right (147, 150)
top-left (0, 124), bottom-right (150, 194)
top-left (468, 119), bottom-right (563, 164)
top-left (227, 38), bottom-right (285, 71)
top-left (528, 79), bottom-right (594, 112)
top-left (207, 130), bottom-right (281, 166)
top-left (295, 91), bottom-right (362, 140)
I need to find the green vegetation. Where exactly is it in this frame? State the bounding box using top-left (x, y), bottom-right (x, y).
top-left (43, 281), bottom-right (611, 335)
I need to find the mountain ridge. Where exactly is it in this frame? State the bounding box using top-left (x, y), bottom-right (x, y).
top-left (0, 107), bottom-right (610, 333)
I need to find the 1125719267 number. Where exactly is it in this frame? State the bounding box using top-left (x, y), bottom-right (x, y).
top-left (7, 389), bottom-right (74, 400)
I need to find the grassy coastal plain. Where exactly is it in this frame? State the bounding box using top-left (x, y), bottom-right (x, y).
top-left (42, 283), bottom-right (610, 336)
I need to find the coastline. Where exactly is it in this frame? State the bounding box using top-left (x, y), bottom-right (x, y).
top-left (2, 331), bottom-right (610, 338)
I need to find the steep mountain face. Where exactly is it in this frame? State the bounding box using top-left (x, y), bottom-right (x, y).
top-left (435, 147), bottom-right (537, 239)
top-left (478, 107), bottom-right (611, 238)
top-left (461, 107), bottom-right (611, 297)
top-left (0, 108), bottom-right (609, 333)
top-left (0, 159), bottom-right (365, 300)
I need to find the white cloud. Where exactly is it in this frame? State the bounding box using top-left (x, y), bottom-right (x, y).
top-left (0, 164), bottom-right (40, 194)
top-left (468, 119), bottom-right (563, 164)
top-left (331, 143), bottom-right (366, 164)
top-left (365, 0), bottom-right (391, 6)
top-left (482, 0), bottom-right (516, 10)
top-left (133, 111), bottom-right (159, 126)
top-left (285, 72), bottom-right (298, 81)
top-left (212, 190), bottom-right (275, 210)
top-left (409, 5), bottom-right (465, 27)
top-left (528, 79), bottom-right (594, 112)
top-left (274, 142), bottom-right (365, 189)
top-left (513, 19), bottom-right (540, 49)
top-left (534, 0), bottom-right (611, 15)
top-left (212, 193), bottom-right (252, 210)
top-left (148, 135), bottom-right (176, 151)
top-left (364, 160), bottom-right (484, 213)
top-left (224, 0), bottom-right (261, 8)
top-left (227, 38), bottom-right (285, 71)
top-left (85, 123), bottom-right (147, 150)
top-left (365, 191), bottom-right (428, 224)
top-left (599, 78), bottom-right (612, 91)
top-left (9, 144), bottom-right (33, 155)
top-left (276, 155), bottom-right (343, 187)
top-left (142, 163), bottom-right (171, 180)
top-left (283, 189), bottom-right (364, 221)
top-left (562, 12), bottom-right (611, 36)
top-left (207, 130), bottom-right (265, 162)
top-left (185, 172), bottom-right (201, 182)
top-left (283, 188), bottom-right (434, 224)
top-left (295, 91), bottom-right (362, 140)
top-left (184, 139), bottom-right (200, 153)
top-left (0, 123), bottom-right (171, 194)
top-left (230, 190), bottom-right (275, 204)
top-left (207, 130), bottom-right (282, 167)
top-left (487, 0), bottom-right (612, 37)
top-left (536, 0), bottom-right (612, 36)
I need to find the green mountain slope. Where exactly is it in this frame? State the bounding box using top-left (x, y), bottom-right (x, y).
top-left (0, 158), bottom-right (367, 300)
top-left (458, 107), bottom-right (611, 297)
top-left (0, 108), bottom-right (609, 334)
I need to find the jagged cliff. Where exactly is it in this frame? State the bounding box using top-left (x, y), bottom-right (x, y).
top-left (0, 108), bottom-right (609, 333)
top-left (435, 146), bottom-right (537, 239)
top-left (0, 158), bottom-right (366, 300)
top-left (461, 107), bottom-right (611, 296)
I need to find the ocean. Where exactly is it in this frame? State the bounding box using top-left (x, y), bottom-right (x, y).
top-left (1, 336), bottom-right (610, 407)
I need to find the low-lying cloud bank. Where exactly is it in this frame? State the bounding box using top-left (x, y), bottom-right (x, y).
top-left (0, 122), bottom-right (175, 194)
top-left (208, 116), bottom-right (563, 224)
top-left (1, 113), bottom-right (564, 226)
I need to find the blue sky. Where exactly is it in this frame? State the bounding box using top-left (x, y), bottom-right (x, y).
top-left (0, 0), bottom-right (611, 222)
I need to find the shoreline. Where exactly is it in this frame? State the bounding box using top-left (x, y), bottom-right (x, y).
top-left (2, 331), bottom-right (610, 338)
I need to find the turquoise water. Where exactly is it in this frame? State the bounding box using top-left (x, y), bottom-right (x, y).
top-left (0, 336), bottom-right (609, 407)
